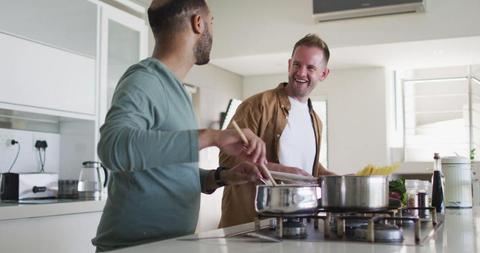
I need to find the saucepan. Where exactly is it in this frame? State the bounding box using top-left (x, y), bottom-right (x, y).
top-left (255, 184), bottom-right (319, 215)
top-left (319, 175), bottom-right (389, 211)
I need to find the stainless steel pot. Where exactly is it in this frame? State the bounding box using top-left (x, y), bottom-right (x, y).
top-left (320, 175), bottom-right (389, 211)
top-left (255, 184), bottom-right (318, 215)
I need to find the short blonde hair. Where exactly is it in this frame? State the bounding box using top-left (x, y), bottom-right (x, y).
top-left (292, 34), bottom-right (330, 64)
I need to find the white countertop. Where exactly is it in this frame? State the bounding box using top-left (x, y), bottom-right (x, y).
top-left (113, 208), bottom-right (480, 253)
top-left (0, 199), bottom-right (105, 220)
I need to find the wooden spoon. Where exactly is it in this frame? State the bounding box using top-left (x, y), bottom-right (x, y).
top-left (231, 120), bottom-right (277, 186)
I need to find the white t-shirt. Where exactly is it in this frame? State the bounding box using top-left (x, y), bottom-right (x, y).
top-left (278, 97), bottom-right (316, 174)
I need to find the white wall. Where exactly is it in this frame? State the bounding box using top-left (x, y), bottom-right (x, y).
top-left (244, 67), bottom-right (390, 175)
top-left (322, 68), bottom-right (389, 174)
top-left (59, 121), bottom-right (97, 180)
top-left (184, 64), bottom-right (243, 231)
top-left (209, 0), bottom-right (480, 59)
top-left (186, 64), bottom-right (243, 129)
top-left (0, 128), bottom-right (60, 174)
top-left (243, 74), bottom-right (287, 97)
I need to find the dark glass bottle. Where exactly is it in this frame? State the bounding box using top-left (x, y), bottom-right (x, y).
top-left (431, 153), bottom-right (444, 213)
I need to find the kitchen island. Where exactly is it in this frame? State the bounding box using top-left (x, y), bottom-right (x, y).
top-left (113, 208), bottom-right (480, 253)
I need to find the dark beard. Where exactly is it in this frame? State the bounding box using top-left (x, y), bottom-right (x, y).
top-left (194, 22), bottom-right (212, 65)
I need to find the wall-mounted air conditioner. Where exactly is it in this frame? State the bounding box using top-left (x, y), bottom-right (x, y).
top-left (313, 0), bottom-right (426, 22)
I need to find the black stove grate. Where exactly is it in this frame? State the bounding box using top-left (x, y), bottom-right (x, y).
top-left (254, 206), bottom-right (440, 244)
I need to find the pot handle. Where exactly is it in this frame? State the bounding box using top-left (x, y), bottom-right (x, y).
top-left (317, 177), bottom-right (325, 208)
top-left (100, 163), bottom-right (109, 188)
top-left (317, 176), bottom-right (324, 186)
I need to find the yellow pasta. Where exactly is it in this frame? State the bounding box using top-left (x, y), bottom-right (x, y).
top-left (355, 163), bottom-right (400, 176)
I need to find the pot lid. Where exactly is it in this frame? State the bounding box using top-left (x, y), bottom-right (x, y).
top-left (441, 156), bottom-right (470, 164)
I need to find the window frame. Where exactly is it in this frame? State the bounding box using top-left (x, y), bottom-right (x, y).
top-left (398, 68), bottom-right (477, 162)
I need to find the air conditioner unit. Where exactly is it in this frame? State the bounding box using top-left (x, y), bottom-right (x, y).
top-left (313, 0), bottom-right (426, 22)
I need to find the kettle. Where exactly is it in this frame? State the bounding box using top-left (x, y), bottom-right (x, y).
top-left (77, 161), bottom-right (108, 200)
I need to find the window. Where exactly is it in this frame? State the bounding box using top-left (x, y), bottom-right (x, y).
top-left (220, 99), bottom-right (242, 130)
top-left (399, 65), bottom-right (480, 161)
top-left (473, 75), bottom-right (480, 160)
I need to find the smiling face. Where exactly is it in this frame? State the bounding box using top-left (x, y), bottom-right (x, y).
top-left (286, 45), bottom-right (330, 102)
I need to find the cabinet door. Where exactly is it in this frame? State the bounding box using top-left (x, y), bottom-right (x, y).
top-left (0, 0), bottom-right (97, 116)
top-left (99, 6), bottom-right (148, 125)
top-left (0, 33), bottom-right (96, 115)
top-left (0, 0), bottom-right (97, 58)
top-left (0, 212), bottom-right (102, 253)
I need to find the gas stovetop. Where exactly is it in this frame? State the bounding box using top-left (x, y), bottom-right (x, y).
top-left (245, 207), bottom-right (444, 246)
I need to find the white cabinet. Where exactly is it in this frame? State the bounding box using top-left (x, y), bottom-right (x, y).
top-left (0, 0), bottom-right (148, 120)
top-left (0, 33), bottom-right (96, 115)
top-left (0, 211), bottom-right (102, 253)
top-left (99, 5), bottom-right (148, 125)
top-left (0, 0), bottom-right (148, 178)
top-left (0, 1), bottom-right (153, 251)
top-left (0, 7), bottom-right (148, 252)
top-left (0, 0), bottom-right (98, 118)
top-left (0, 0), bottom-right (97, 58)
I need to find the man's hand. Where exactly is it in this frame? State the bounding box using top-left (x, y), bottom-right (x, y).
top-left (267, 162), bottom-right (311, 176)
top-left (221, 161), bottom-right (266, 185)
top-left (216, 128), bottom-right (267, 165)
top-left (198, 128), bottom-right (267, 165)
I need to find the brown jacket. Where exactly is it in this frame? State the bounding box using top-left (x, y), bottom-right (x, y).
top-left (218, 83), bottom-right (324, 228)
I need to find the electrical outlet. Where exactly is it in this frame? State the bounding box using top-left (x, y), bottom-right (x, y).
top-left (0, 133), bottom-right (15, 147)
top-left (32, 133), bottom-right (49, 150)
top-left (35, 140), bottom-right (48, 149)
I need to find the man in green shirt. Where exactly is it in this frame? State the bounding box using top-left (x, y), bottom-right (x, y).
top-left (92, 0), bottom-right (268, 251)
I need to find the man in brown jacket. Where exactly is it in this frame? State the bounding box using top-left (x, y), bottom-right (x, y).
top-left (218, 34), bottom-right (335, 228)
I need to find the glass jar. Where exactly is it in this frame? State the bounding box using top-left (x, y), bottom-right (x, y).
top-left (405, 180), bottom-right (431, 217)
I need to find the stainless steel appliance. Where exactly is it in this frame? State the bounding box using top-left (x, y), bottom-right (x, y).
top-left (77, 161), bottom-right (108, 200)
top-left (255, 184), bottom-right (318, 215)
top-left (240, 175), bottom-right (442, 246)
top-left (313, 0), bottom-right (425, 23)
top-left (319, 175), bottom-right (389, 211)
top-left (1, 172), bottom-right (58, 201)
top-left (247, 206), bottom-right (442, 246)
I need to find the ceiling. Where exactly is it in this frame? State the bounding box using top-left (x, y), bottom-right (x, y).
top-left (210, 36), bottom-right (480, 76)
top-left (128, 0), bottom-right (480, 76)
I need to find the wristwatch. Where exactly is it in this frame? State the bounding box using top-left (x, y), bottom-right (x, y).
top-left (214, 166), bottom-right (227, 187)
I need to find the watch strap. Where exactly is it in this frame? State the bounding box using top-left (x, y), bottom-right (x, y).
top-left (214, 166), bottom-right (227, 187)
